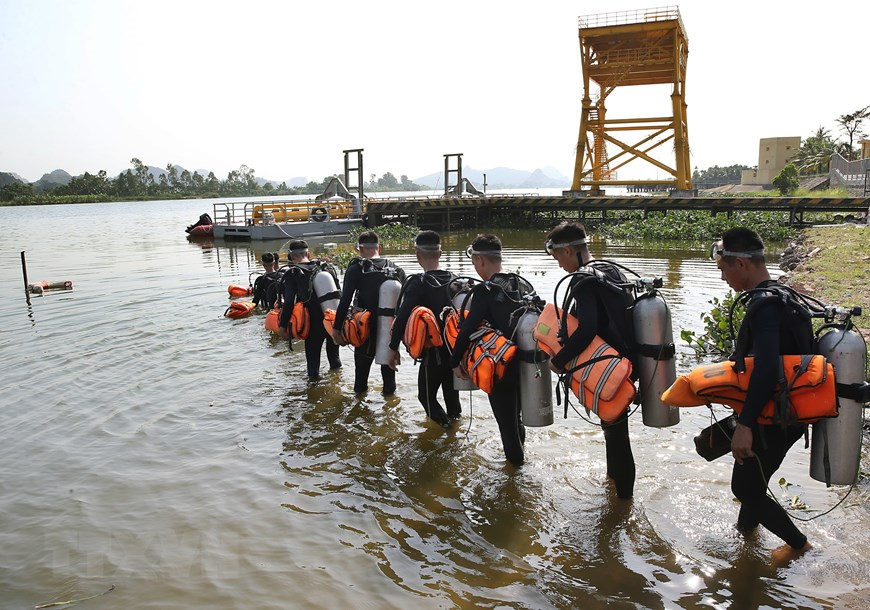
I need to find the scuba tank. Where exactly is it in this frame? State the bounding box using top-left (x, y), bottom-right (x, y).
top-left (515, 299), bottom-right (554, 427)
top-left (450, 280), bottom-right (479, 391)
top-left (632, 278), bottom-right (679, 428)
top-left (374, 273), bottom-right (403, 365)
top-left (312, 261), bottom-right (340, 313)
top-left (810, 306), bottom-right (868, 486)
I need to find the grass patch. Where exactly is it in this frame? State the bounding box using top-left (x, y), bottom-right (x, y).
top-left (786, 225), bottom-right (870, 316)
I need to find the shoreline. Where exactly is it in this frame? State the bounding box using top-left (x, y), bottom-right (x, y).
top-left (780, 224), bottom-right (870, 346)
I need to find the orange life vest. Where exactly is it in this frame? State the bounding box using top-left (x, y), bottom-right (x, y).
top-left (289, 301), bottom-right (310, 340)
top-left (534, 303), bottom-right (635, 424)
top-left (265, 308), bottom-right (281, 333)
top-left (343, 308), bottom-right (371, 347)
top-left (661, 355), bottom-right (838, 425)
top-left (463, 324), bottom-right (517, 394)
top-left (442, 309), bottom-right (461, 353)
top-left (323, 308), bottom-right (371, 347)
top-left (224, 301), bottom-right (255, 319)
top-left (228, 284), bottom-right (252, 297)
top-left (403, 306), bottom-right (443, 360)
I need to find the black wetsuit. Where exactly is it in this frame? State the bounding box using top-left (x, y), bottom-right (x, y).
top-left (550, 262), bottom-right (636, 498)
top-left (389, 270), bottom-right (461, 426)
top-left (730, 280), bottom-right (812, 549)
top-left (335, 257), bottom-right (406, 394)
top-left (279, 261), bottom-right (342, 380)
top-left (252, 271), bottom-right (281, 310)
top-left (450, 273), bottom-right (531, 466)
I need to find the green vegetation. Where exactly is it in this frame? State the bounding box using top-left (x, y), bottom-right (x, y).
top-left (318, 223), bottom-right (421, 271)
top-left (790, 105), bottom-right (868, 173)
top-left (680, 291), bottom-right (745, 357)
top-left (786, 226), bottom-right (870, 314)
top-left (0, 157), bottom-right (429, 206)
top-left (692, 164), bottom-right (752, 187)
top-left (594, 210), bottom-right (794, 242)
top-left (702, 187), bottom-right (855, 198)
top-left (772, 163), bottom-right (800, 196)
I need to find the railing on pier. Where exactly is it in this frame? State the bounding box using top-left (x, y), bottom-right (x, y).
top-left (212, 199), bottom-right (363, 227)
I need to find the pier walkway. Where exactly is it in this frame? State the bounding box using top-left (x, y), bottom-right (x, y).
top-left (364, 194), bottom-right (870, 228)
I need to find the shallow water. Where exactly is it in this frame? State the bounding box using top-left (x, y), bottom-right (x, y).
top-left (1, 200), bottom-right (868, 609)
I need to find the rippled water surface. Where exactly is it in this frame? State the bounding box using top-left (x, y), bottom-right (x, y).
top-left (1, 200), bottom-right (868, 609)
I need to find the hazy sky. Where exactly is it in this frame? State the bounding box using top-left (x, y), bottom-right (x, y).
top-left (1, 0), bottom-right (867, 184)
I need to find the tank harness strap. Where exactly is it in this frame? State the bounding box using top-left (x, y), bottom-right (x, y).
top-left (377, 307), bottom-right (396, 317)
top-left (635, 342), bottom-right (676, 360)
top-left (318, 291), bottom-right (340, 303)
top-left (836, 380), bottom-right (870, 403)
top-left (518, 349), bottom-right (548, 364)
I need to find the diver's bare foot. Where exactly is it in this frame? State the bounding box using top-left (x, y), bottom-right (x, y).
top-left (771, 542), bottom-right (812, 566)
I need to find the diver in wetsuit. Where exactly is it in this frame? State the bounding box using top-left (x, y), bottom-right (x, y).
top-left (545, 221), bottom-right (637, 499)
top-left (713, 226), bottom-right (812, 563)
top-left (332, 231), bottom-right (406, 395)
top-left (386, 230), bottom-right (461, 428)
top-left (278, 240), bottom-right (342, 381)
top-left (252, 251), bottom-right (282, 310)
top-left (450, 234), bottom-right (531, 466)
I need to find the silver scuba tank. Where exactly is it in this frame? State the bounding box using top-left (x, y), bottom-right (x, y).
top-left (374, 276), bottom-right (403, 365)
top-left (312, 263), bottom-right (340, 313)
top-left (632, 287), bottom-right (680, 428)
top-left (810, 321), bottom-right (866, 485)
top-left (515, 308), bottom-right (554, 427)
top-left (451, 288), bottom-right (479, 391)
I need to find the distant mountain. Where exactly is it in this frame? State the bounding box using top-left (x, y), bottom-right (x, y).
top-left (0, 172), bottom-right (24, 188)
top-left (32, 169), bottom-right (72, 193)
top-left (413, 165), bottom-right (570, 189)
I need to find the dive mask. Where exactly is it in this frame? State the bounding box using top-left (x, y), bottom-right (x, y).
top-left (709, 240), bottom-right (764, 262)
top-left (544, 237), bottom-right (587, 256)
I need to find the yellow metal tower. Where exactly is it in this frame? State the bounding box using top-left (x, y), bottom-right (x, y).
top-left (570, 7), bottom-right (691, 193)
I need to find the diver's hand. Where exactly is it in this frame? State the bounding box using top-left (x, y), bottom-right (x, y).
top-left (331, 328), bottom-right (346, 346)
top-left (387, 348), bottom-right (401, 371)
top-left (731, 423), bottom-right (755, 465)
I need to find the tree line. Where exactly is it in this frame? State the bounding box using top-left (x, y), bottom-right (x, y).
top-left (0, 158), bottom-right (429, 204)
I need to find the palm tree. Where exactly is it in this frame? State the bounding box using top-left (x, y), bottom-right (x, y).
top-left (789, 127), bottom-right (838, 175)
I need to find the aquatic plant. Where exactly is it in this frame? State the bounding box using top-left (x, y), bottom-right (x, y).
top-left (595, 210), bottom-right (794, 242)
top-left (680, 291), bottom-right (745, 357)
top-left (318, 222), bottom-right (421, 271)
top-left (348, 222), bottom-right (420, 247)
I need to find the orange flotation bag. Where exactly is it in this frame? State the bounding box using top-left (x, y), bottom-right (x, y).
top-left (442, 309), bottom-right (461, 353)
top-left (323, 308), bottom-right (371, 347)
top-left (228, 284), bottom-right (252, 297)
top-left (225, 301), bottom-right (255, 318)
top-left (463, 324), bottom-right (517, 394)
top-left (534, 303), bottom-right (635, 424)
top-left (403, 306), bottom-right (443, 360)
top-left (323, 309), bottom-right (337, 337)
top-left (289, 301), bottom-right (310, 340)
top-left (661, 355), bottom-right (838, 425)
top-left (265, 308), bottom-right (281, 333)
top-left (343, 308), bottom-right (371, 347)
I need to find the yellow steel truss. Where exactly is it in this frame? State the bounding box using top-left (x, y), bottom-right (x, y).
top-left (571, 6), bottom-right (691, 191)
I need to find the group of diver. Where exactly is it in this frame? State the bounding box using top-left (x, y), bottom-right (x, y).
top-left (242, 221), bottom-right (869, 564)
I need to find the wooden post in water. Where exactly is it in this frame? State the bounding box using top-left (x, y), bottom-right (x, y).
top-left (21, 251), bottom-right (31, 305)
